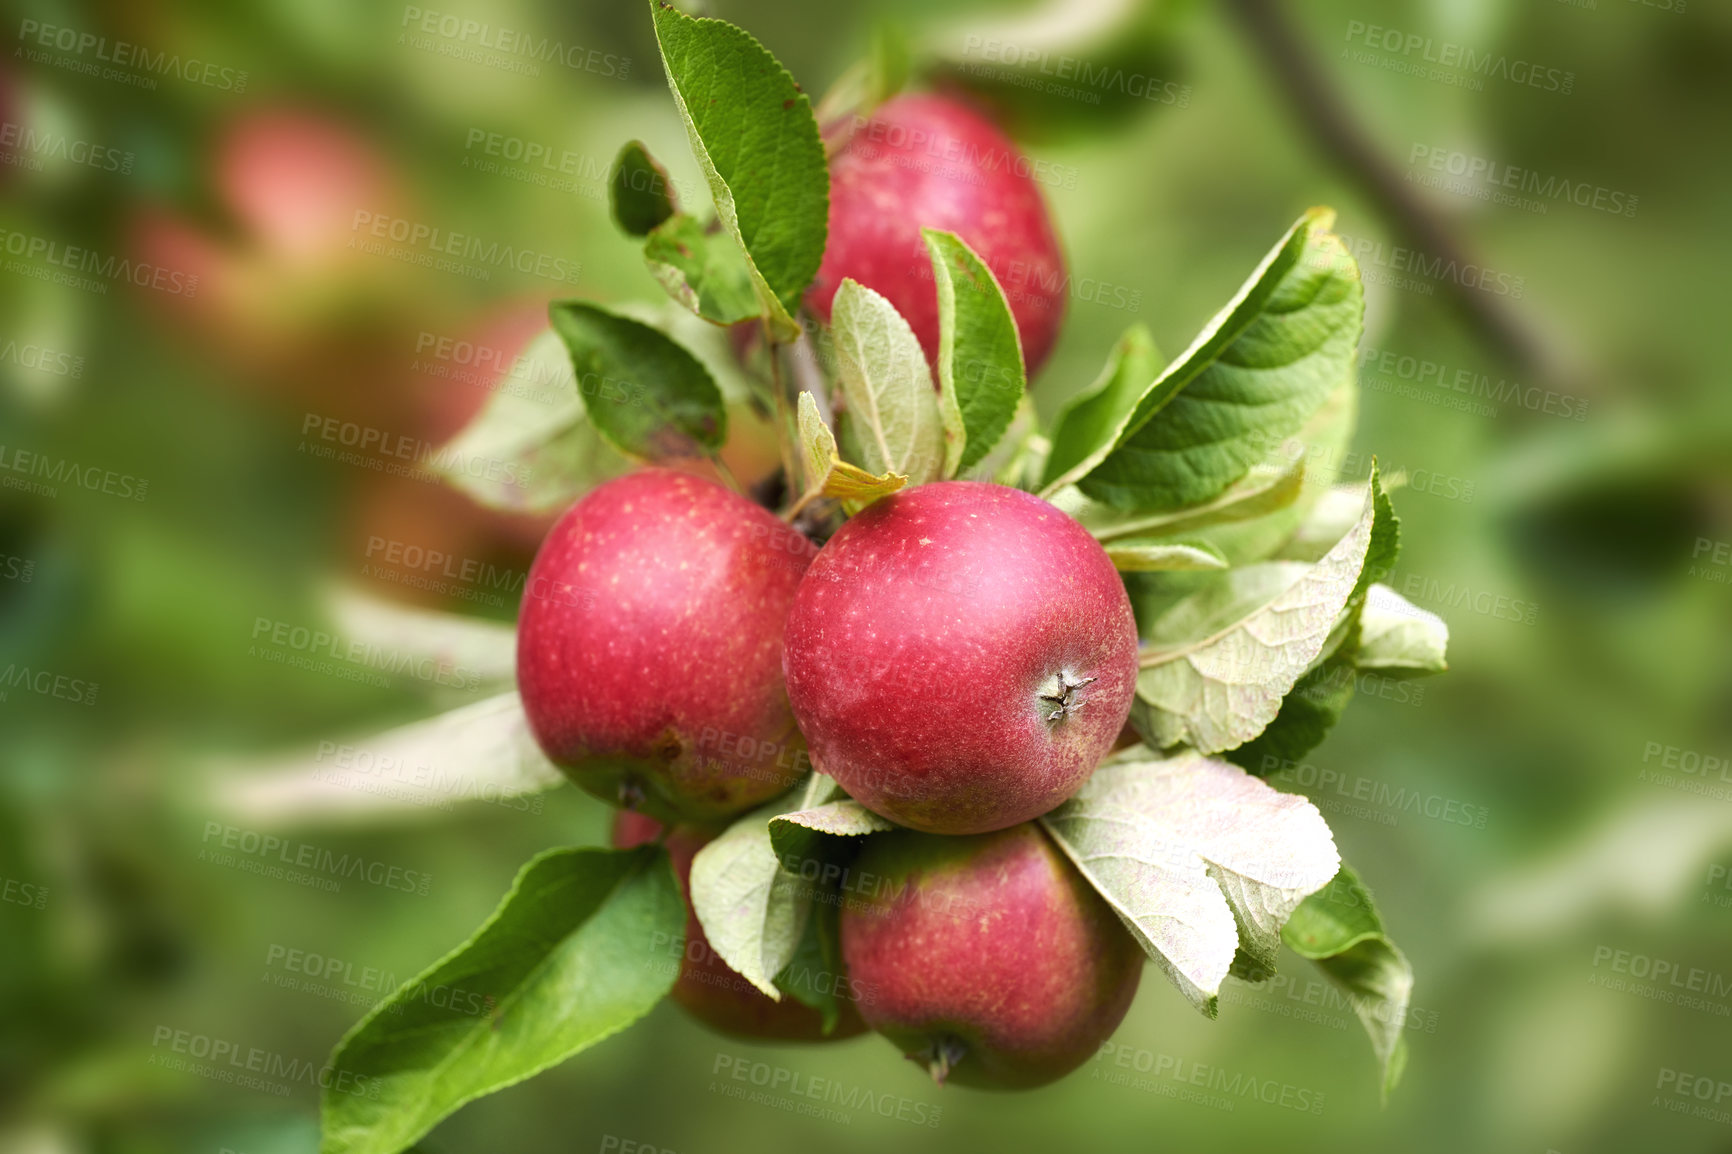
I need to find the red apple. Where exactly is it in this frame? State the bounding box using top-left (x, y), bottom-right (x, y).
top-left (839, 823), bottom-right (1143, 1088)
top-left (782, 481), bottom-right (1137, 834)
top-left (518, 469), bottom-right (815, 821)
top-left (807, 94), bottom-right (1068, 376)
top-left (613, 811), bottom-right (866, 1042)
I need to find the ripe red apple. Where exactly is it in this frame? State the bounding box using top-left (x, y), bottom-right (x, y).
top-left (518, 469), bottom-right (815, 821)
top-left (613, 810), bottom-right (866, 1042)
top-left (807, 94), bottom-right (1068, 376)
top-left (782, 481), bottom-right (1137, 834)
top-left (839, 822), bottom-right (1143, 1088)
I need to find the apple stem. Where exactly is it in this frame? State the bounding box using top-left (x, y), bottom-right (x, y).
top-left (921, 1035), bottom-right (968, 1086)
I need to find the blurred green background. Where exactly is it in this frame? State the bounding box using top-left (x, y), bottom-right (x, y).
top-left (3, 0), bottom-right (1730, 1152)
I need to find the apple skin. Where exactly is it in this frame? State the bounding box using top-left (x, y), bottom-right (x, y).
top-left (518, 469), bottom-right (816, 822)
top-left (782, 481), bottom-right (1138, 834)
top-left (839, 822), bottom-right (1143, 1089)
top-left (806, 94), bottom-right (1068, 377)
top-left (612, 811), bottom-right (867, 1042)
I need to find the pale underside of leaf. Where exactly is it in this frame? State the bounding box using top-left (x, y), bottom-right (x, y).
top-left (1105, 539), bottom-right (1229, 572)
top-left (1137, 478), bottom-right (1377, 754)
top-left (1356, 584), bottom-right (1450, 675)
top-left (1053, 437), bottom-right (1307, 543)
top-left (689, 800), bottom-right (811, 1000)
top-left (829, 280), bottom-right (944, 484)
top-left (795, 391), bottom-right (906, 508)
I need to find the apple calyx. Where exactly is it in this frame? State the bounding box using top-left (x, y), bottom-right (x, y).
top-left (915, 1034), bottom-right (970, 1086)
top-left (617, 777), bottom-right (646, 810)
top-left (1038, 671), bottom-right (1098, 724)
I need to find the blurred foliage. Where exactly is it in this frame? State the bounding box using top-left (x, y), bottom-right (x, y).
top-left (1, 0), bottom-right (1730, 1152)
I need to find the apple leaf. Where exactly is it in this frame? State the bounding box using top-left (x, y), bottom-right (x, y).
top-left (1076, 209), bottom-right (1363, 511)
top-left (773, 897), bottom-right (847, 1034)
top-left (1105, 538), bottom-right (1229, 573)
top-left (688, 799), bottom-right (811, 1000)
top-left (649, 0), bottom-right (828, 341)
top-left (1226, 651), bottom-right (1361, 774)
top-left (830, 279), bottom-right (945, 485)
top-left (964, 392), bottom-right (1042, 486)
top-left (1053, 437), bottom-right (1308, 543)
top-left (1356, 584), bottom-right (1449, 675)
top-left (1282, 863), bottom-right (1413, 1099)
top-left (213, 692), bottom-right (565, 824)
top-left (319, 846), bottom-right (682, 1154)
top-left (325, 586), bottom-right (517, 686)
top-left (435, 328), bottom-right (634, 514)
top-left (608, 140), bottom-right (677, 237)
top-left (922, 229), bottom-right (1026, 476)
top-left (1039, 325), bottom-right (1164, 496)
top-left (768, 798), bottom-right (897, 875)
top-left (795, 391), bottom-right (906, 508)
top-left (1134, 469), bottom-right (1391, 755)
top-left (642, 213), bottom-right (761, 326)
top-left (1040, 751), bottom-right (1338, 1015)
top-left (548, 301), bottom-right (726, 461)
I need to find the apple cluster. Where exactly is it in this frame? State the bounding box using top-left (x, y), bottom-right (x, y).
top-left (516, 96), bottom-right (1145, 1089)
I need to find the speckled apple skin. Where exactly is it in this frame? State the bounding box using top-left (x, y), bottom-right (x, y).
top-left (612, 811), bottom-right (867, 1042)
top-left (518, 469), bottom-right (814, 823)
top-left (806, 94), bottom-right (1068, 377)
top-left (782, 482), bottom-right (1138, 835)
top-left (839, 823), bottom-right (1143, 1089)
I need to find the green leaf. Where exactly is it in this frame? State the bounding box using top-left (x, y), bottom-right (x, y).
top-left (437, 329), bottom-right (634, 514)
top-left (773, 899), bottom-right (844, 1034)
top-left (830, 279), bottom-right (944, 484)
top-left (1077, 209), bottom-right (1363, 510)
top-left (922, 229), bottom-right (1026, 476)
top-left (1225, 652), bottom-right (1360, 774)
top-left (688, 799), bottom-right (810, 1000)
top-left (548, 301), bottom-right (726, 461)
top-left (964, 393), bottom-right (1042, 487)
top-left (642, 214), bottom-right (761, 325)
top-left (320, 846), bottom-right (683, 1154)
top-left (795, 391), bottom-right (906, 507)
top-left (1053, 437), bottom-right (1308, 543)
top-left (1105, 538), bottom-right (1229, 573)
top-left (768, 799), bottom-right (896, 876)
top-left (1039, 325), bottom-right (1163, 495)
top-left (1135, 470), bottom-right (1388, 755)
top-left (1282, 864), bottom-right (1413, 1099)
top-left (608, 140), bottom-right (677, 237)
top-left (1356, 585), bottom-right (1449, 675)
top-left (1041, 751), bottom-right (1338, 1015)
top-left (650, 1), bottom-right (829, 340)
